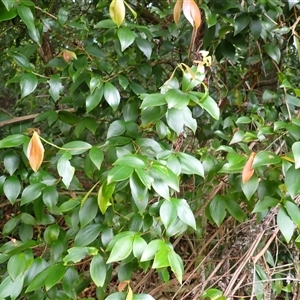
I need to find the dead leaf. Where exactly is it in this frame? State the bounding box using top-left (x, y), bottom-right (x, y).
top-left (118, 280), bottom-right (130, 292)
top-left (242, 152), bottom-right (256, 183)
top-left (27, 131), bottom-right (44, 172)
top-left (62, 50), bottom-right (77, 63)
top-left (182, 0), bottom-right (201, 29)
top-left (173, 0), bottom-right (183, 25)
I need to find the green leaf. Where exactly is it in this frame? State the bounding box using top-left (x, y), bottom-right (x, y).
top-left (42, 186), bottom-right (58, 209)
top-left (150, 163), bottom-right (179, 191)
top-left (199, 95), bottom-right (220, 120)
top-left (292, 142), bottom-right (300, 169)
top-left (250, 16), bottom-right (262, 40)
top-left (1, 0), bottom-right (16, 10)
top-left (89, 147), bottom-right (104, 170)
top-left (114, 154), bottom-right (146, 168)
top-left (61, 141), bottom-right (92, 155)
top-left (74, 224), bottom-right (102, 246)
top-left (177, 152), bottom-right (204, 177)
top-left (253, 196), bottom-right (279, 213)
top-left (107, 120), bottom-right (126, 138)
top-left (79, 197), bottom-right (98, 228)
top-left (241, 173), bottom-right (259, 200)
top-left (168, 250), bottom-right (183, 284)
top-left (182, 66), bottom-right (205, 92)
top-left (20, 73), bottom-right (38, 98)
top-left (153, 248), bottom-right (170, 268)
top-left (57, 152), bottom-right (75, 188)
top-left (17, 5), bottom-right (36, 34)
top-left (252, 151), bottom-right (281, 167)
top-left (98, 181), bottom-right (115, 214)
top-left (86, 85), bottom-right (104, 112)
top-left (234, 13), bottom-right (249, 35)
top-left (284, 200), bottom-right (300, 228)
top-left (107, 165), bottom-right (134, 183)
top-left (135, 168), bottom-right (153, 189)
top-left (48, 75), bottom-right (63, 102)
top-left (132, 235), bottom-right (147, 260)
top-left (209, 195), bottom-right (227, 226)
top-left (160, 200), bottom-right (177, 229)
top-left (264, 44), bottom-right (281, 64)
top-left (58, 199), bottom-right (80, 213)
top-left (90, 254), bottom-right (106, 287)
top-left (0, 134), bottom-right (28, 148)
top-left (118, 27), bottom-right (135, 51)
top-left (172, 198), bottom-right (196, 230)
top-left (104, 82), bottom-right (120, 111)
top-left (166, 107), bottom-right (197, 134)
top-left (7, 253), bottom-right (27, 281)
top-left (44, 263), bottom-right (66, 291)
top-left (107, 235), bottom-right (134, 263)
top-left (140, 93), bottom-right (166, 109)
top-left (2, 217), bottom-right (20, 236)
top-left (285, 165), bottom-right (300, 198)
top-left (63, 247), bottom-right (90, 264)
top-left (140, 239), bottom-right (167, 261)
top-left (277, 205), bottom-right (294, 243)
top-left (21, 183), bottom-right (45, 205)
top-left (152, 179), bottom-right (170, 200)
top-left (225, 198), bottom-right (245, 222)
top-left (57, 7), bottom-right (69, 25)
top-left (8, 52), bottom-right (35, 71)
top-left (165, 89), bottom-right (189, 109)
top-left (129, 172), bottom-right (148, 213)
top-left (4, 176), bottom-right (21, 204)
top-left (4, 150), bottom-right (20, 175)
top-left (135, 37), bottom-right (152, 59)
top-left (44, 224), bottom-right (60, 245)
top-left (0, 275), bottom-right (23, 299)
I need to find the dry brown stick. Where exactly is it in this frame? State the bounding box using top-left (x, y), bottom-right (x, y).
top-left (0, 108), bottom-right (75, 128)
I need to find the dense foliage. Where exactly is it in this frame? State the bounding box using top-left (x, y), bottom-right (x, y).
top-left (1, 0), bottom-right (300, 299)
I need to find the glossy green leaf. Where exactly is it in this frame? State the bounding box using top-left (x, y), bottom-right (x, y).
top-left (8, 51), bottom-right (35, 71)
top-left (160, 200), bottom-right (177, 229)
top-left (285, 165), bottom-right (300, 198)
top-left (264, 44), bottom-right (281, 64)
top-left (140, 239), bottom-right (167, 261)
top-left (107, 120), bottom-right (126, 138)
top-left (4, 176), bottom-right (21, 204)
top-left (107, 235), bottom-right (134, 263)
top-left (57, 152), bottom-right (75, 188)
top-left (63, 247), bottom-right (90, 264)
top-left (104, 82), bottom-right (120, 111)
top-left (277, 205), bottom-right (294, 243)
top-left (209, 195), bottom-right (227, 226)
top-left (177, 152), bottom-right (204, 177)
top-left (135, 168), bottom-right (153, 189)
top-left (4, 150), bottom-right (20, 175)
top-left (20, 73), bottom-right (37, 98)
top-left (172, 198), bottom-right (196, 230)
top-left (98, 181), bottom-right (115, 214)
top-left (61, 141), bottom-right (92, 155)
top-left (292, 141), bottom-right (300, 169)
top-left (166, 107), bottom-right (197, 134)
top-left (74, 224), bottom-right (102, 246)
top-left (225, 198), bottom-right (245, 222)
top-left (86, 85), bottom-right (104, 112)
top-left (135, 37), bottom-right (152, 59)
top-left (182, 66), bottom-right (205, 92)
top-left (44, 224), bottom-right (60, 245)
top-left (140, 93), bottom-right (166, 109)
top-left (165, 89), bottom-right (189, 109)
top-left (79, 197), bottom-right (98, 228)
top-left (153, 248), bottom-right (170, 268)
top-left (2, 217), bottom-right (20, 236)
top-left (21, 183), bottom-right (45, 205)
top-left (199, 95), bottom-right (220, 120)
top-left (48, 75), bottom-right (63, 102)
top-left (284, 200), bottom-right (300, 227)
top-left (150, 163), bottom-right (179, 191)
top-left (234, 13), bottom-right (249, 35)
top-left (152, 179), bottom-right (170, 200)
top-left (253, 196), bottom-right (279, 213)
top-left (42, 186), bottom-right (58, 209)
top-left (252, 151), bottom-right (281, 167)
top-left (129, 172), bottom-right (148, 213)
top-left (168, 250), bottom-right (183, 284)
top-left (107, 165), bottom-right (134, 183)
top-left (7, 253), bottom-right (27, 281)
top-left (241, 173), bottom-right (259, 200)
top-left (132, 235), bottom-right (147, 260)
top-left (90, 254), bottom-right (106, 287)
top-left (118, 27), bottom-right (135, 51)
top-left (0, 275), bottom-right (23, 299)
top-left (89, 147), bottom-right (104, 170)
top-left (0, 134), bottom-right (28, 148)
top-left (114, 154), bottom-right (146, 168)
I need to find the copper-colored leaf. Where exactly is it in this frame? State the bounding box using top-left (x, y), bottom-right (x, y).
top-left (173, 0), bottom-right (183, 25)
top-left (27, 131), bottom-right (44, 172)
top-left (182, 0), bottom-right (201, 29)
top-left (110, 0), bottom-right (126, 27)
top-left (118, 280), bottom-right (129, 292)
top-left (242, 152), bottom-right (256, 183)
top-left (62, 50), bottom-right (77, 63)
